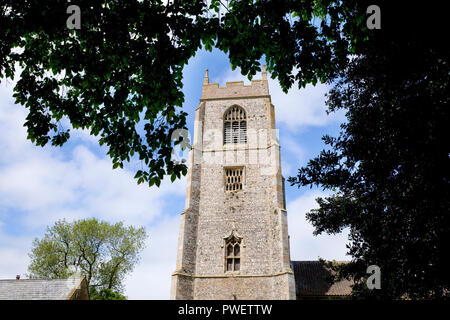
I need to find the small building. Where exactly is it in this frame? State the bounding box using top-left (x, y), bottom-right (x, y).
top-left (0, 276), bottom-right (89, 300)
top-left (292, 261), bottom-right (353, 299)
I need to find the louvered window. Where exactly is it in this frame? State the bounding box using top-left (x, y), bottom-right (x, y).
top-left (225, 167), bottom-right (243, 191)
top-left (224, 106), bottom-right (247, 144)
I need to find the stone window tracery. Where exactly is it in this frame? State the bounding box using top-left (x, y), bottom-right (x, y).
top-left (225, 235), bottom-right (241, 272)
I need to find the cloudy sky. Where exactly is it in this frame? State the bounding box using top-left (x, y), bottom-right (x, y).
top-left (0, 47), bottom-right (350, 299)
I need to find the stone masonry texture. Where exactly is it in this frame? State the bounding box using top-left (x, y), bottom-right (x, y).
top-left (171, 69), bottom-right (296, 300)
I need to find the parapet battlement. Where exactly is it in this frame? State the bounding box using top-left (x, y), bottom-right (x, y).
top-left (201, 66), bottom-right (269, 100)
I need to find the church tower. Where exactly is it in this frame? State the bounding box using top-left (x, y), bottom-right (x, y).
top-left (170, 67), bottom-right (296, 299)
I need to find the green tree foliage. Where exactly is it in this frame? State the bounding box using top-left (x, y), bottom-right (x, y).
top-left (0, 0), bottom-right (365, 186)
top-left (288, 3), bottom-right (449, 299)
top-left (28, 218), bottom-right (147, 297)
top-left (5, 0), bottom-right (448, 299)
top-left (89, 288), bottom-right (126, 300)
top-left (214, 0), bottom-right (368, 89)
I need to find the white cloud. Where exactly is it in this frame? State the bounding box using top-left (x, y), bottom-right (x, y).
top-left (124, 215), bottom-right (180, 299)
top-left (280, 134), bottom-right (306, 176)
top-left (0, 88), bottom-right (186, 230)
top-left (287, 190), bottom-right (350, 261)
top-left (0, 81), bottom-right (186, 299)
top-left (0, 227), bottom-right (33, 280)
top-left (0, 62), bottom-right (349, 299)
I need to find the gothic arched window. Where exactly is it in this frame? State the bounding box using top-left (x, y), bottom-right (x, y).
top-left (224, 106), bottom-right (247, 144)
top-left (225, 235), bottom-right (241, 272)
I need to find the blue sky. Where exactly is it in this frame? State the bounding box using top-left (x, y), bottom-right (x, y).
top-left (0, 47), bottom-right (350, 299)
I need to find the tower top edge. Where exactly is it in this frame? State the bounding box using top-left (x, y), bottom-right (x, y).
top-left (201, 65), bottom-right (269, 99)
top-left (201, 80), bottom-right (269, 99)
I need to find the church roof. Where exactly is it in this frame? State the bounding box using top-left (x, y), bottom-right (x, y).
top-left (291, 261), bottom-right (353, 297)
top-left (0, 276), bottom-right (88, 300)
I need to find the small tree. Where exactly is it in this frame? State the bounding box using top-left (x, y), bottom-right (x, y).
top-left (28, 218), bottom-right (147, 298)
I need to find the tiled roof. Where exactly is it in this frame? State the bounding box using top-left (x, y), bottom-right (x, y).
top-left (0, 277), bottom-right (84, 300)
top-left (292, 261), bottom-right (353, 297)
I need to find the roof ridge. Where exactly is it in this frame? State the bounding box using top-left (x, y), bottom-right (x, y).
top-left (0, 277), bottom-right (82, 281)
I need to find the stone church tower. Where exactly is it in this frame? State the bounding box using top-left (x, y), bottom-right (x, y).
top-left (170, 67), bottom-right (296, 300)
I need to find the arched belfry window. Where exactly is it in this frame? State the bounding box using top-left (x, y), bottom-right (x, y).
top-left (225, 234), bottom-right (241, 272)
top-left (224, 106), bottom-right (247, 144)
